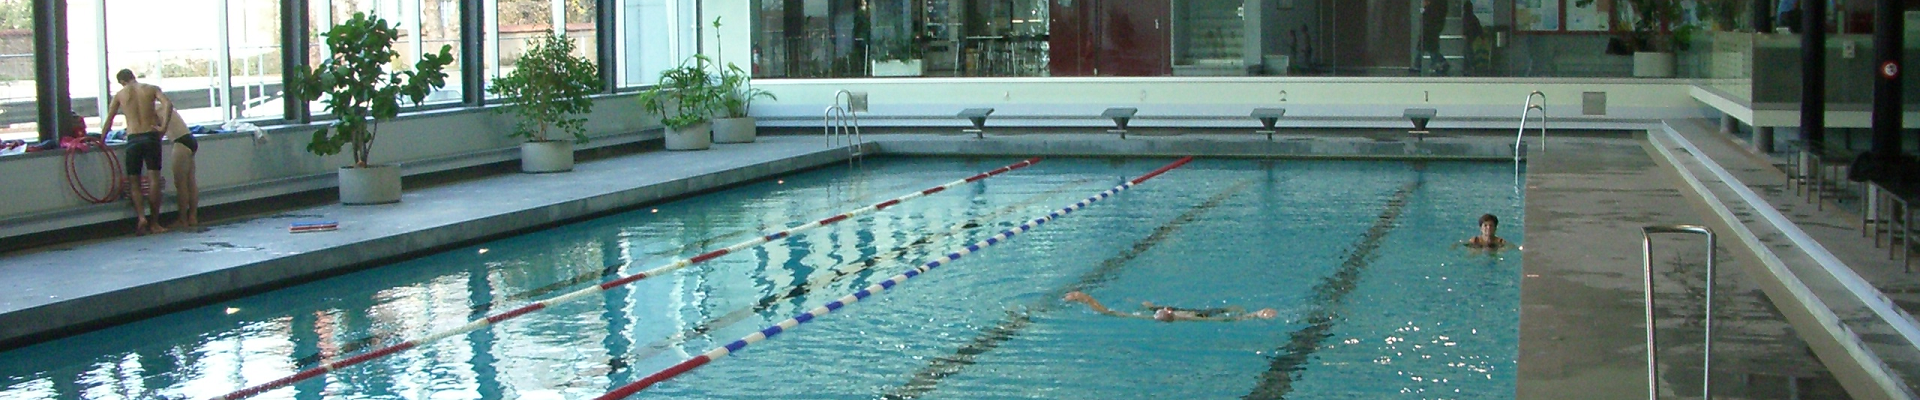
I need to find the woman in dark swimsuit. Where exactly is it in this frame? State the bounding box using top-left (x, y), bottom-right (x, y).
top-left (164, 106), bottom-right (200, 228)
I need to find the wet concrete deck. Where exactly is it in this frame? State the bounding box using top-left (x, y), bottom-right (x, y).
top-left (0, 127), bottom-right (1900, 399)
top-left (1518, 133), bottom-right (1849, 400)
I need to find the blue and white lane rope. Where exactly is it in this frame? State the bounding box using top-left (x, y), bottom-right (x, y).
top-left (210, 158), bottom-right (1042, 400)
top-left (596, 156), bottom-right (1195, 399)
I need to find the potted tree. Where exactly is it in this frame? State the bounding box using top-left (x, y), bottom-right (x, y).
top-left (1574, 0), bottom-right (1697, 77)
top-left (869, 37), bottom-right (925, 77)
top-left (637, 55), bottom-right (721, 151)
top-left (489, 32), bottom-right (602, 173)
top-left (713, 62), bottom-right (774, 143)
top-left (289, 12), bottom-right (453, 204)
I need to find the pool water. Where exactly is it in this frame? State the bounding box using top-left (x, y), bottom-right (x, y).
top-left (0, 157), bottom-right (1523, 399)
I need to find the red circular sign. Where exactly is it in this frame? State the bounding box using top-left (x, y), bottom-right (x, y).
top-left (1883, 61), bottom-right (1901, 79)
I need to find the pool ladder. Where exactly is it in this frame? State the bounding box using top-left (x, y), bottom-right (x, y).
top-left (1641, 224), bottom-right (1718, 400)
top-left (825, 90), bottom-right (865, 160)
top-left (1514, 91), bottom-right (1547, 163)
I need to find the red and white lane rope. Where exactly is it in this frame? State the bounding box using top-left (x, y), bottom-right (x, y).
top-left (596, 156), bottom-right (1194, 399)
top-left (210, 157), bottom-right (1043, 400)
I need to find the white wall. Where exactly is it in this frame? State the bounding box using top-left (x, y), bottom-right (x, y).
top-left (747, 77), bottom-right (1701, 127)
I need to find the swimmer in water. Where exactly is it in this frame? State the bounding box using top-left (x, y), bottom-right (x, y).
top-left (1063, 291), bottom-right (1277, 322)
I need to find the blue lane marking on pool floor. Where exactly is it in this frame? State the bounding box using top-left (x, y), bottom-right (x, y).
top-left (882, 178), bottom-right (1260, 400)
top-left (1243, 178), bottom-right (1423, 400)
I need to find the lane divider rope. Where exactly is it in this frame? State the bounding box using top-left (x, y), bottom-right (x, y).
top-left (595, 157), bottom-right (1194, 399)
top-left (210, 157), bottom-right (1043, 400)
top-left (616, 177), bottom-right (1104, 366)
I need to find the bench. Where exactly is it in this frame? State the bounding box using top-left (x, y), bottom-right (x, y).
top-left (1103, 107), bottom-right (1137, 139)
top-left (1251, 108), bottom-right (1286, 141)
top-left (958, 108), bottom-right (994, 138)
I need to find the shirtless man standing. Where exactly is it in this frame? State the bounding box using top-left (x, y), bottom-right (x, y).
top-left (103, 69), bottom-right (174, 235)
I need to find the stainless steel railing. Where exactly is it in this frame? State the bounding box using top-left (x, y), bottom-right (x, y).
top-left (1514, 90), bottom-right (1547, 163)
top-left (1641, 224), bottom-right (1717, 400)
top-left (825, 90), bottom-right (865, 158)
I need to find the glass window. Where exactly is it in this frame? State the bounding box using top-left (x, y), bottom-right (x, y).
top-left (81, 0), bottom-right (220, 131)
top-left (0, 0), bottom-right (34, 142)
top-left (618, 0), bottom-right (678, 86)
top-left (488, 0), bottom-right (596, 95)
top-left (231, 0), bottom-right (282, 120)
top-left (310, 0), bottom-right (464, 113)
top-left (743, 0), bottom-right (1766, 79)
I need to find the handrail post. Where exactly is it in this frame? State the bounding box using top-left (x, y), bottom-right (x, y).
top-left (1516, 91), bottom-right (1547, 164)
top-left (1642, 224), bottom-right (1717, 400)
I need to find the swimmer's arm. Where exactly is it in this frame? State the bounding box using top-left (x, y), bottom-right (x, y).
top-left (102, 95), bottom-right (120, 131)
top-left (154, 91), bottom-right (174, 129)
top-left (1084, 303), bottom-right (1147, 319)
top-left (1219, 308), bottom-right (1280, 321)
top-left (1085, 302), bottom-right (1152, 319)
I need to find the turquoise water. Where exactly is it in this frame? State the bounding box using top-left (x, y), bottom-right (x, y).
top-left (0, 157), bottom-right (1523, 399)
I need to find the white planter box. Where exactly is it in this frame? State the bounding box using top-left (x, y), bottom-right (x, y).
top-left (519, 140), bottom-right (574, 173)
top-left (712, 117), bottom-right (757, 144)
top-left (871, 60), bottom-right (925, 77)
top-left (339, 164), bottom-right (401, 205)
top-left (664, 122), bottom-right (712, 151)
top-left (1633, 52), bottom-right (1676, 78)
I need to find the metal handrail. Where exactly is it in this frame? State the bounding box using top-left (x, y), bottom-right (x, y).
top-left (1642, 224), bottom-right (1717, 400)
top-left (824, 89), bottom-right (862, 158)
top-left (1514, 91), bottom-right (1547, 163)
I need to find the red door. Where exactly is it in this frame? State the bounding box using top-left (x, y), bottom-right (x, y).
top-left (1049, 0), bottom-right (1094, 76)
top-left (1049, 0), bottom-right (1170, 76)
top-left (1100, 0), bottom-right (1171, 76)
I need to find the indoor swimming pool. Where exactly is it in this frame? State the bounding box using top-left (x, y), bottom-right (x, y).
top-left (0, 156), bottom-right (1525, 399)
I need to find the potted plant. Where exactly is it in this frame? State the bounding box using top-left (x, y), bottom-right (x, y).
top-left (1574, 0), bottom-right (1698, 77)
top-left (488, 32), bottom-right (602, 173)
top-left (288, 12), bottom-right (453, 204)
top-left (637, 55), bottom-right (721, 150)
top-left (713, 62), bottom-right (774, 143)
top-left (870, 36), bottom-right (925, 77)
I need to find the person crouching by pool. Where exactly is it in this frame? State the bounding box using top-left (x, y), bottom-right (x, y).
top-left (1463, 213), bottom-right (1509, 250)
top-left (1063, 291), bottom-right (1277, 322)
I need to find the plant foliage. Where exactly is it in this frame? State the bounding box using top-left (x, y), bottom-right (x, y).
top-left (636, 55), bottom-right (723, 129)
top-left (716, 63), bottom-right (773, 118)
top-left (288, 12), bottom-right (454, 167)
top-left (1572, 0), bottom-right (1698, 53)
top-left (488, 32), bottom-right (602, 143)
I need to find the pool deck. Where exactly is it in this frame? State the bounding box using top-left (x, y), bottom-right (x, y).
top-left (0, 126), bottom-right (1907, 399)
top-left (1518, 132), bottom-right (1848, 399)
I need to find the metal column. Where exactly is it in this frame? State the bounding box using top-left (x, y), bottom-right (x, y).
top-left (1802, 0), bottom-right (1828, 154)
top-left (281, 0), bottom-right (309, 122)
top-left (1872, 0), bottom-right (1904, 172)
top-left (461, 0), bottom-right (487, 106)
top-left (33, 0), bottom-right (73, 142)
top-left (596, 0), bottom-right (617, 92)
